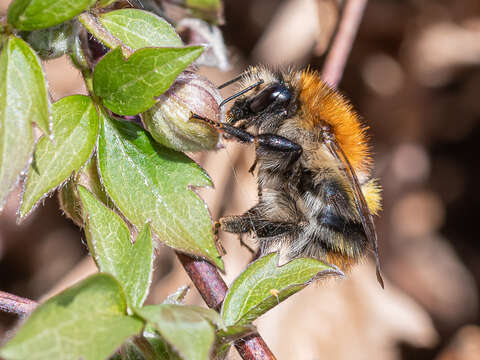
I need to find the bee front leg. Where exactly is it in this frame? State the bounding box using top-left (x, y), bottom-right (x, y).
top-left (192, 114), bottom-right (302, 163)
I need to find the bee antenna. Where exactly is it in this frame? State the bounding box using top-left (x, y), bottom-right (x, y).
top-left (218, 74), bottom-right (243, 89)
top-left (219, 79), bottom-right (264, 107)
top-left (217, 71), bottom-right (253, 89)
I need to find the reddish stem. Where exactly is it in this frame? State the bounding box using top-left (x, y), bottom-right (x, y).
top-left (0, 291), bottom-right (38, 318)
top-left (176, 253), bottom-right (276, 359)
top-left (321, 0), bottom-right (369, 88)
top-left (176, 252), bottom-right (227, 310)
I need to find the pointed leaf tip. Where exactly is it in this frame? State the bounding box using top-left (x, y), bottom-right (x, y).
top-left (93, 46), bottom-right (203, 116)
top-left (221, 253), bottom-right (341, 328)
top-left (79, 186), bottom-right (154, 308)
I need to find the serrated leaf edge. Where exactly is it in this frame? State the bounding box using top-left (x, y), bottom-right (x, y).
top-left (16, 98), bottom-right (99, 222)
top-left (96, 114), bottom-right (224, 270)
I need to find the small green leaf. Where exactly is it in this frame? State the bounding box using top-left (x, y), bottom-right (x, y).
top-left (136, 304), bottom-right (220, 360)
top-left (0, 36), bottom-right (50, 210)
top-left (20, 95), bottom-right (98, 219)
top-left (186, 0), bottom-right (223, 24)
top-left (221, 253), bottom-right (342, 328)
top-left (217, 324), bottom-right (256, 341)
top-left (97, 9), bottom-right (182, 50)
top-left (79, 186), bottom-right (153, 308)
top-left (97, 0), bottom-right (117, 7)
top-left (93, 46), bottom-right (203, 115)
top-left (0, 273), bottom-right (144, 360)
top-left (7, 0), bottom-right (97, 31)
top-left (97, 114), bottom-right (223, 269)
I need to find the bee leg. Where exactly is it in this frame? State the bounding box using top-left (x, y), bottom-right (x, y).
top-left (238, 234), bottom-right (256, 254)
top-left (220, 214), bottom-right (299, 240)
top-left (218, 215), bottom-right (257, 254)
top-left (213, 221), bottom-right (226, 256)
top-left (219, 215), bottom-right (253, 234)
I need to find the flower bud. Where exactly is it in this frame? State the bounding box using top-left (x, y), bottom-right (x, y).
top-left (59, 156), bottom-right (109, 227)
top-left (177, 18), bottom-right (230, 71)
top-left (22, 21), bottom-right (73, 60)
top-left (143, 71), bottom-right (223, 152)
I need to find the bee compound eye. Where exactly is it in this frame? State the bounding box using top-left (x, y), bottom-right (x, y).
top-left (248, 83), bottom-right (291, 113)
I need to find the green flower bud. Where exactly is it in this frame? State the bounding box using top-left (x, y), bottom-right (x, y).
top-left (22, 22), bottom-right (73, 60)
top-left (143, 71), bottom-right (222, 152)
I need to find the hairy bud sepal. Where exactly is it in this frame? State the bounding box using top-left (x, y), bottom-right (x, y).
top-left (143, 71), bottom-right (222, 152)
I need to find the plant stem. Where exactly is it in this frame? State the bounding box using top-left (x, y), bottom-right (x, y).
top-left (176, 253), bottom-right (277, 360)
top-left (132, 335), bottom-right (157, 360)
top-left (321, 0), bottom-right (368, 88)
top-left (0, 291), bottom-right (38, 318)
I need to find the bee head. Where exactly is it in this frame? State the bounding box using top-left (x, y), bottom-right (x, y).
top-left (226, 67), bottom-right (300, 132)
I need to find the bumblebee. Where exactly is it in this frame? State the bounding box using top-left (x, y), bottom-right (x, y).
top-left (196, 66), bottom-right (383, 287)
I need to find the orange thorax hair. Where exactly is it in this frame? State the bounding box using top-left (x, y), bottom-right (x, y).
top-left (298, 70), bottom-right (371, 173)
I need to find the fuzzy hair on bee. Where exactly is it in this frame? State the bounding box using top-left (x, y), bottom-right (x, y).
top-left (195, 66), bottom-right (383, 287)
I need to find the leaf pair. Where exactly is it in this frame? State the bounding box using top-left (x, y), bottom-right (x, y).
top-left (0, 274), bottom-right (143, 360)
top-left (0, 36), bottom-right (99, 218)
top-left (0, 274), bottom-right (224, 360)
top-left (80, 8), bottom-right (204, 116)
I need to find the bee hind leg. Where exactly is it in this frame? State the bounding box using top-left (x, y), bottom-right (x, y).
top-left (220, 213), bottom-right (300, 257)
top-left (219, 215), bottom-right (257, 254)
top-left (219, 215), bottom-right (253, 233)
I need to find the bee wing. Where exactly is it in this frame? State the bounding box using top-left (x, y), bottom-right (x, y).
top-left (325, 139), bottom-right (384, 288)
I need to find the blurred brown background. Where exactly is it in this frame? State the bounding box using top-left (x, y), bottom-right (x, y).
top-left (1, 0), bottom-right (480, 359)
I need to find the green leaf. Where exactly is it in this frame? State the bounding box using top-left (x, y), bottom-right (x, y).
top-left (0, 273), bottom-right (144, 360)
top-left (136, 304), bottom-right (220, 360)
top-left (97, 114), bottom-right (223, 269)
top-left (221, 253), bottom-right (342, 328)
top-left (96, 9), bottom-right (182, 50)
top-left (93, 46), bottom-right (203, 116)
top-left (0, 36), bottom-right (50, 210)
top-left (7, 0), bottom-right (97, 31)
top-left (79, 186), bottom-right (153, 308)
top-left (19, 95), bottom-right (98, 219)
